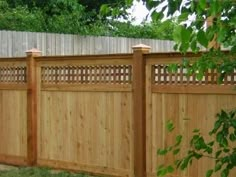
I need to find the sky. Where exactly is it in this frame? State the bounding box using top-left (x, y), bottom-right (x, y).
top-left (128, 0), bottom-right (150, 24)
top-left (129, 0), bottom-right (196, 26)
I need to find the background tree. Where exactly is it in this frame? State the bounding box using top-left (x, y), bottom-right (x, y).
top-left (0, 0), bottom-right (175, 40)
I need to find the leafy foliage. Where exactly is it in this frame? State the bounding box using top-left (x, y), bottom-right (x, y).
top-left (0, 2), bottom-right (45, 31)
top-left (144, 0), bottom-right (236, 53)
top-left (157, 110), bottom-right (236, 177)
top-left (0, 0), bottom-right (174, 40)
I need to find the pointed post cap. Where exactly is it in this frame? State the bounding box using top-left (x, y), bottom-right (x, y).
top-left (25, 48), bottom-right (42, 57)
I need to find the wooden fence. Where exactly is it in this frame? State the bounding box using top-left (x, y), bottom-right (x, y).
top-left (0, 45), bottom-right (235, 177)
top-left (0, 30), bottom-right (175, 57)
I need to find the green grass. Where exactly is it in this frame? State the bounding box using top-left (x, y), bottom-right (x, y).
top-left (0, 167), bottom-right (98, 177)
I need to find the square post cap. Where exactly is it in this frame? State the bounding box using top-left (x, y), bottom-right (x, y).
top-left (25, 48), bottom-right (42, 56)
top-left (132, 44), bottom-right (151, 52)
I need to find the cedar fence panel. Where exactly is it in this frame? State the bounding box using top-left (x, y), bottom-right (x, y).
top-left (0, 58), bottom-right (28, 165)
top-left (36, 55), bottom-right (134, 177)
top-left (145, 53), bottom-right (236, 177)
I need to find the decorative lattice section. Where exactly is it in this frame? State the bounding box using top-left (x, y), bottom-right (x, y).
top-left (0, 66), bottom-right (27, 83)
top-left (152, 65), bottom-right (236, 85)
top-left (41, 65), bottom-right (132, 84)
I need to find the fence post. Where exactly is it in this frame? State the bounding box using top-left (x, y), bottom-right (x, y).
top-left (26, 48), bottom-right (41, 165)
top-left (132, 44), bottom-right (151, 177)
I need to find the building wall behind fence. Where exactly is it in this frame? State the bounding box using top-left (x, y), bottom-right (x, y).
top-left (0, 30), bottom-right (175, 57)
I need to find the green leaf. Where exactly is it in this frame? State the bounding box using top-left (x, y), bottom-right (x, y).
top-left (208, 141), bottom-right (214, 146)
top-left (180, 155), bottom-right (192, 170)
top-left (190, 1), bottom-right (195, 11)
top-left (194, 152), bottom-right (203, 159)
top-left (181, 27), bottom-right (192, 44)
top-left (157, 149), bottom-right (168, 155)
top-left (177, 12), bottom-right (189, 23)
top-left (157, 167), bottom-right (168, 176)
top-left (173, 25), bottom-right (182, 42)
top-left (216, 132), bottom-right (224, 144)
top-left (182, 58), bottom-right (190, 67)
top-left (190, 40), bottom-right (197, 52)
top-left (125, 0), bottom-right (133, 6)
top-left (168, 64), bottom-right (178, 73)
top-left (197, 30), bottom-right (208, 48)
top-left (193, 129), bottom-right (200, 133)
top-left (180, 42), bottom-right (189, 53)
top-left (210, 0), bottom-right (220, 16)
top-left (210, 120), bottom-right (222, 135)
top-left (175, 135), bottom-right (183, 146)
top-left (196, 72), bottom-right (204, 80)
top-left (221, 168), bottom-right (229, 177)
top-left (175, 159), bottom-right (182, 168)
top-left (173, 43), bottom-right (179, 51)
top-left (205, 147), bottom-right (213, 154)
top-left (167, 165), bottom-right (174, 173)
top-left (206, 169), bottom-right (213, 177)
top-left (221, 138), bottom-right (228, 147)
top-left (215, 150), bottom-right (222, 158)
top-left (229, 133), bottom-right (236, 141)
top-left (199, 0), bottom-right (206, 10)
top-left (231, 119), bottom-right (236, 128)
top-left (223, 148), bottom-right (230, 153)
top-left (217, 27), bottom-right (227, 43)
top-left (214, 163), bottom-right (222, 172)
top-left (151, 11), bottom-right (164, 21)
top-left (173, 148), bottom-right (180, 155)
top-left (100, 4), bottom-right (110, 15)
top-left (166, 120), bottom-right (175, 132)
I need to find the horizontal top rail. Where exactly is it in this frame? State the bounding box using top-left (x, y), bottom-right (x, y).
top-left (35, 54), bottom-right (133, 61)
top-left (145, 51), bottom-right (231, 64)
top-left (145, 52), bottom-right (202, 57)
top-left (0, 57), bottom-right (26, 62)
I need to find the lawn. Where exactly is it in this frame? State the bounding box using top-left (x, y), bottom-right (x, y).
top-left (0, 166), bottom-right (98, 177)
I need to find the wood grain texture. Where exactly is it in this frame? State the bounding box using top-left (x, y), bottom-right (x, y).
top-left (132, 45), bottom-right (150, 177)
top-left (146, 52), bottom-right (236, 177)
top-left (0, 154), bottom-right (27, 166)
top-left (146, 93), bottom-right (236, 177)
top-left (26, 50), bottom-right (41, 165)
top-left (38, 91), bottom-right (134, 177)
top-left (0, 90), bottom-right (27, 157)
top-left (0, 30), bottom-right (176, 57)
top-left (37, 159), bottom-right (130, 177)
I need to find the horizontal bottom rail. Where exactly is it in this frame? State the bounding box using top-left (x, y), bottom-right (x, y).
top-left (37, 159), bottom-right (132, 177)
top-left (0, 84), bottom-right (27, 90)
top-left (41, 83), bottom-right (132, 92)
top-left (0, 154), bottom-right (27, 166)
top-left (152, 85), bottom-right (236, 94)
